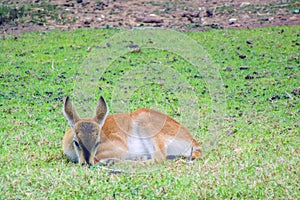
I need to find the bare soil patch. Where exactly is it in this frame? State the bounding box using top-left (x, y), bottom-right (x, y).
top-left (1, 0), bottom-right (299, 34)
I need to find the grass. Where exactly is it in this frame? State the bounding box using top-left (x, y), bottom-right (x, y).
top-left (0, 26), bottom-right (299, 199)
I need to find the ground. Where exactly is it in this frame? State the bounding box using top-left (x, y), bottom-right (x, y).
top-left (1, 1), bottom-right (300, 199)
top-left (0, 0), bottom-right (299, 34)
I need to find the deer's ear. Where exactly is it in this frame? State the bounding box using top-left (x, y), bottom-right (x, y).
top-left (93, 96), bottom-right (108, 127)
top-left (63, 96), bottom-right (80, 128)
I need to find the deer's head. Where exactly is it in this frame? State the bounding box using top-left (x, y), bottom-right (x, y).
top-left (63, 96), bottom-right (108, 166)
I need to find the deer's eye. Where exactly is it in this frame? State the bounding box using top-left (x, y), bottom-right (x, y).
top-left (73, 140), bottom-right (80, 148)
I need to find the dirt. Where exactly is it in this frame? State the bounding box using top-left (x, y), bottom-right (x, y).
top-left (1, 0), bottom-right (299, 34)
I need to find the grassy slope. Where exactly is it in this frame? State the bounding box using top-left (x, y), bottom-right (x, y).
top-left (0, 26), bottom-right (299, 199)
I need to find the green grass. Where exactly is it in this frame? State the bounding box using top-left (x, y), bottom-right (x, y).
top-left (0, 26), bottom-right (299, 199)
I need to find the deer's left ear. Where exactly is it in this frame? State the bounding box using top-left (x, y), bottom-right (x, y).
top-left (93, 96), bottom-right (108, 127)
top-left (63, 96), bottom-right (81, 128)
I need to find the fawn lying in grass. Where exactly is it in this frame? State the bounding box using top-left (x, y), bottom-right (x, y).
top-left (62, 96), bottom-right (202, 166)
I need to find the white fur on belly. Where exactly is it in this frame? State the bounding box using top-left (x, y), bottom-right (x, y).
top-left (125, 122), bottom-right (155, 160)
top-left (126, 136), bottom-right (155, 160)
top-left (165, 138), bottom-right (192, 157)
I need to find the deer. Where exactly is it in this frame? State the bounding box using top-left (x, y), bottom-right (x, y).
top-left (62, 96), bottom-right (202, 166)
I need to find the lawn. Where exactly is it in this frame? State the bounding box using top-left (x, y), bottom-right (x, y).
top-left (0, 26), bottom-right (299, 199)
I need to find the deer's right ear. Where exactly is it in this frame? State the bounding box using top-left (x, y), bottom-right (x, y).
top-left (63, 96), bottom-right (80, 128)
top-left (93, 96), bottom-right (108, 127)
